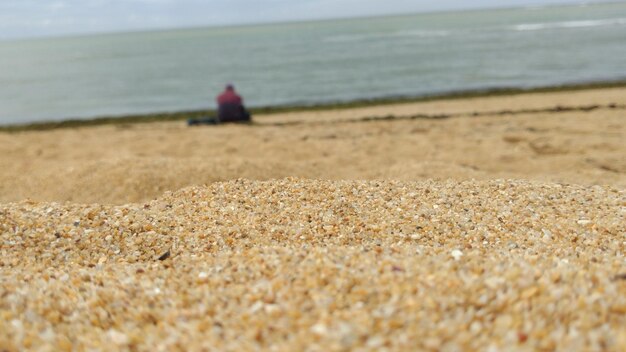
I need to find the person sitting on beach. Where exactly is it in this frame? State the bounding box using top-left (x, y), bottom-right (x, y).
top-left (187, 84), bottom-right (251, 126)
top-left (216, 84), bottom-right (250, 123)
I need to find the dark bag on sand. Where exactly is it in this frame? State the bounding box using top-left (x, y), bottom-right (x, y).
top-left (187, 117), bottom-right (218, 126)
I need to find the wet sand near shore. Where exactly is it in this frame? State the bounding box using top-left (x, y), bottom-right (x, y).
top-left (0, 87), bottom-right (625, 351)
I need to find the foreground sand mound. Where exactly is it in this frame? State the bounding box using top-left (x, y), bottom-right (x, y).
top-left (1, 178), bottom-right (624, 350)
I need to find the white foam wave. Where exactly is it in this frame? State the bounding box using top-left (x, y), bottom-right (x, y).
top-left (513, 18), bottom-right (626, 31)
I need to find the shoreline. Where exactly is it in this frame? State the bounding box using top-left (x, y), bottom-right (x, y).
top-left (3, 79), bottom-right (626, 132)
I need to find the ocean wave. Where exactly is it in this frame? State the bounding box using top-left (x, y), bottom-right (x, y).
top-left (513, 18), bottom-right (626, 31)
top-left (324, 30), bottom-right (449, 43)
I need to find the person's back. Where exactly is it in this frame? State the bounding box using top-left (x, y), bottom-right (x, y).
top-left (217, 85), bottom-right (250, 123)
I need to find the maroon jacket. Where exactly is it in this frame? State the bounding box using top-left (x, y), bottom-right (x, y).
top-left (217, 87), bottom-right (242, 106)
top-left (216, 86), bottom-right (249, 122)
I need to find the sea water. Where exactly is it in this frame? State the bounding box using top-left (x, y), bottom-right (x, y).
top-left (0, 2), bottom-right (625, 125)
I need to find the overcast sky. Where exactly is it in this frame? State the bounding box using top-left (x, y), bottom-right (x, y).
top-left (0, 0), bottom-right (614, 39)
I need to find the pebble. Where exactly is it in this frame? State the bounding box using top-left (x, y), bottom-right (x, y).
top-left (451, 249), bottom-right (464, 260)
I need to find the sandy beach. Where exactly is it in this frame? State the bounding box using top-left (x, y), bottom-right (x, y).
top-left (1, 87), bottom-right (625, 350)
top-left (1, 87), bottom-right (625, 204)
